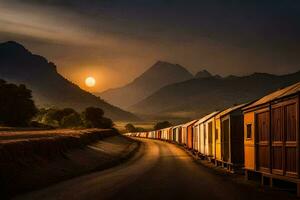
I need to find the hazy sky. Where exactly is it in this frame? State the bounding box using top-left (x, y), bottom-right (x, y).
top-left (0, 0), bottom-right (300, 92)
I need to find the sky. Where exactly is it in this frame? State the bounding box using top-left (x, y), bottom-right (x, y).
top-left (0, 0), bottom-right (300, 92)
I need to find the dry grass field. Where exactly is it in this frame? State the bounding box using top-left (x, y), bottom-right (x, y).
top-left (0, 128), bottom-right (110, 143)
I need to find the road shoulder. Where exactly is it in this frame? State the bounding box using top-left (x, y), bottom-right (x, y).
top-left (1, 134), bottom-right (140, 199)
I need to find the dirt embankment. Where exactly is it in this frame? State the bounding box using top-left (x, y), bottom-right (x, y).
top-left (0, 129), bottom-right (139, 199)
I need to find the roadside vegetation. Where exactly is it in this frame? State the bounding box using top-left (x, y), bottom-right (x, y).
top-left (0, 80), bottom-right (37, 127)
top-left (123, 120), bottom-right (172, 133)
top-left (154, 121), bottom-right (172, 130)
top-left (36, 107), bottom-right (113, 129)
top-left (0, 79), bottom-right (113, 129)
top-left (124, 123), bottom-right (146, 133)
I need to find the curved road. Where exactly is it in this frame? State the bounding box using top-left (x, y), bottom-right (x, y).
top-left (15, 139), bottom-right (296, 200)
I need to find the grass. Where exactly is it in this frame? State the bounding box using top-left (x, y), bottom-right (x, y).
top-left (0, 128), bottom-right (109, 143)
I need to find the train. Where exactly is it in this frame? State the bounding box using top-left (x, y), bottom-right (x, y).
top-left (124, 82), bottom-right (300, 196)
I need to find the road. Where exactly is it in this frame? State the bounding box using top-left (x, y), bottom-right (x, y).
top-left (15, 139), bottom-right (297, 200)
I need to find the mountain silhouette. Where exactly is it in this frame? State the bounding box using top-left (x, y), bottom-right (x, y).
top-left (195, 70), bottom-right (212, 78)
top-left (0, 41), bottom-right (138, 121)
top-left (99, 61), bottom-right (193, 108)
top-left (129, 71), bottom-right (300, 121)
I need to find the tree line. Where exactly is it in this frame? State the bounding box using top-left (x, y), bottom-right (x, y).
top-left (125, 121), bottom-right (172, 133)
top-left (0, 79), bottom-right (113, 129)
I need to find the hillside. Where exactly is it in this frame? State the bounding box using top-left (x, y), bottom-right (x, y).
top-left (99, 61), bottom-right (193, 108)
top-left (129, 71), bottom-right (300, 121)
top-left (0, 41), bottom-right (138, 121)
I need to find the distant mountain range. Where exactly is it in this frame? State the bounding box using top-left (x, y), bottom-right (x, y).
top-left (2, 41), bottom-right (298, 123)
top-left (129, 70), bottom-right (300, 122)
top-left (99, 61), bottom-right (194, 108)
top-left (98, 58), bottom-right (300, 122)
top-left (0, 41), bottom-right (138, 121)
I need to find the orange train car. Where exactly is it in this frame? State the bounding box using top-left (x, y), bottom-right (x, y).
top-left (182, 120), bottom-right (198, 149)
top-left (156, 129), bottom-right (162, 139)
top-left (193, 111), bottom-right (220, 156)
top-left (161, 128), bottom-right (171, 140)
top-left (214, 103), bottom-right (247, 170)
top-left (168, 127), bottom-right (173, 141)
top-left (243, 82), bottom-right (300, 195)
top-left (172, 125), bottom-right (182, 144)
top-left (148, 131), bottom-right (156, 139)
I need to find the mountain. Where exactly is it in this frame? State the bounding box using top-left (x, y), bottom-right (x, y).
top-left (129, 71), bottom-right (300, 121)
top-left (0, 41), bottom-right (138, 121)
top-left (195, 70), bottom-right (212, 78)
top-left (99, 61), bottom-right (194, 109)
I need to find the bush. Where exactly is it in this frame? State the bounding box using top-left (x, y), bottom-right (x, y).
top-left (0, 80), bottom-right (37, 126)
top-left (51, 108), bottom-right (77, 125)
top-left (41, 108), bottom-right (60, 126)
top-left (135, 127), bottom-right (146, 132)
top-left (98, 117), bottom-right (113, 129)
top-left (82, 107), bottom-right (113, 129)
top-left (36, 108), bottom-right (83, 128)
top-left (125, 123), bottom-right (137, 132)
top-left (61, 112), bottom-right (83, 128)
top-left (154, 121), bottom-right (172, 130)
top-left (36, 106), bottom-right (114, 129)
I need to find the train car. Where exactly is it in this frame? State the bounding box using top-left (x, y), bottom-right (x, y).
top-left (168, 127), bottom-right (173, 141)
top-left (155, 129), bottom-right (162, 139)
top-left (204, 116), bottom-right (216, 159)
top-left (214, 103), bottom-right (247, 170)
top-left (161, 128), bottom-right (170, 140)
top-left (182, 120), bottom-right (198, 148)
top-left (173, 125), bottom-right (182, 144)
top-left (243, 82), bottom-right (300, 195)
top-left (193, 124), bottom-right (200, 152)
top-left (148, 131), bottom-right (156, 139)
top-left (141, 132), bottom-right (148, 138)
top-left (172, 125), bottom-right (182, 143)
top-left (193, 111), bottom-right (220, 156)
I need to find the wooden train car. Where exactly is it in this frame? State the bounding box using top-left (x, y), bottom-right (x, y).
top-left (193, 111), bottom-right (220, 156)
top-left (161, 128), bottom-right (171, 140)
top-left (182, 120), bottom-right (198, 148)
top-left (214, 104), bottom-right (247, 170)
top-left (141, 132), bottom-right (148, 138)
top-left (155, 130), bottom-right (162, 139)
top-left (148, 131), bottom-right (156, 139)
top-left (172, 125), bottom-right (182, 143)
top-left (243, 82), bottom-right (300, 194)
top-left (204, 115), bottom-right (217, 159)
top-left (167, 127), bottom-right (173, 141)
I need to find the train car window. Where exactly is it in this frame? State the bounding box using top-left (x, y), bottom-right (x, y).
top-left (246, 124), bottom-right (252, 139)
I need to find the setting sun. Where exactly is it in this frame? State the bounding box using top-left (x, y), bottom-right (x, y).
top-left (85, 77), bottom-right (96, 87)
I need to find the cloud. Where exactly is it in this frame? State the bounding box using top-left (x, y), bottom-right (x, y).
top-left (0, 0), bottom-right (299, 92)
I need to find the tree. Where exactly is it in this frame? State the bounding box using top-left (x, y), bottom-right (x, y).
top-left (61, 112), bottom-right (83, 128)
top-left (0, 80), bottom-right (37, 126)
top-left (82, 107), bottom-right (113, 128)
top-left (41, 108), bottom-right (60, 126)
top-left (34, 108), bottom-right (48, 122)
top-left (98, 117), bottom-right (113, 129)
top-left (135, 127), bottom-right (146, 132)
top-left (125, 123), bottom-right (137, 132)
top-left (154, 121), bottom-right (172, 130)
top-left (51, 108), bottom-right (76, 125)
top-left (37, 108), bottom-right (81, 128)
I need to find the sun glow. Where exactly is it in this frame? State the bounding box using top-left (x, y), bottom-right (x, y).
top-left (85, 76), bottom-right (96, 87)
